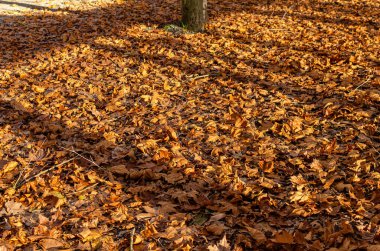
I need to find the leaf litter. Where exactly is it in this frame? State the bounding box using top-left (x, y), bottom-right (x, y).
top-left (0, 0), bottom-right (379, 249)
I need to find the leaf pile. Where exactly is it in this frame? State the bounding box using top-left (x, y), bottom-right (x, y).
top-left (0, 0), bottom-right (379, 249)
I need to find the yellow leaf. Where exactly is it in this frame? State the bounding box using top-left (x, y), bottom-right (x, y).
top-left (207, 134), bottom-right (219, 143)
top-left (103, 131), bottom-right (119, 143)
top-left (2, 161), bottom-right (18, 173)
top-left (170, 156), bottom-right (189, 167)
top-left (141, 95), bottom-right (151, 102)
top-left (163, 81), bottom-right (171, 90)
top-left (32, 85), bottom-right (46, 93)
top-left (5, 187), bottom-right (16, 196)
top-left (79, 228), bottom-right (102, 242)
top-left (134, 235), bottom-right (142, 244)
top-left (165, 126), bottom-right (178, 141)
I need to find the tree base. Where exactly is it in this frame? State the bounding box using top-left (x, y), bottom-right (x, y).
top-left (181, 0), bottom-right (207, 32)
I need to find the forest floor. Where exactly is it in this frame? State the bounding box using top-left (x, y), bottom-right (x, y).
top-left (0, 0), bottom-right (379, 250)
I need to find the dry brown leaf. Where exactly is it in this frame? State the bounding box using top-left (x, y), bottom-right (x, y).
top-left (273, 230), bottom-right (294, 244)
top-left (164, 172), bottom-right (184, 184)
top-left (206, 222), bottom-right (226, 236)
top-left (209, 213), bottom-right (226, 222)
top-left (108, 164), bottom-right (129, 174)
top-left (39, 238), bottom-right (64, 250)
top-left (10, 99), bottom-right (34, 113)
top-left (245, 226), bottom-right (267, 243)
top-left (367, 245), bottom-right (380, 251)
top-left (4, 201), bottom-right (25, 215)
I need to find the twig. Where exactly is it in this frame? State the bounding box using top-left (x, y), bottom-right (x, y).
top-left (268, 28), bottom-right (291, 31)
top-left (372, 146), bottom-right (380, 157)
top-left (282, 4), bottom-right (294, 19)
top-left (13, 161), bottom-right (29, 189)
top-left (254, 50), bottom-right (272, 62)
top-left (351, 76), bottom-right (372, 93)
top-left (67, 183), bottom-right (99, 195)
top-left (15, 140), bottom-right (49, 188)
top-left (188, 74), bottom-right (209, 80)
top-left (130, 228), bottom-right (135, 251)
top-left (17, 157), bottom-right (76, 188)
top-left (156, 238), bottom-right (165, 249)
top-left (59, 146), bottom-right (101, 168)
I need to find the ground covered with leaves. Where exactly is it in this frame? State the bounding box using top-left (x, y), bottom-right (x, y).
top-left (0, 0), bottom-right (379, 249)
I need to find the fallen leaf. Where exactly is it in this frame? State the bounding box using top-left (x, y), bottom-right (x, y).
top-left (4, 201), bottom-right (25, 215)
top-left (273, 230), bottom-right (294, 244)
top-left (206, 222), bottom-right (226, 236)
top-left (108, 164), bottom-right (129, 174)
top-left (79, 228), bottom-right (102, 242)
top-left (245, 226), bottom-right (267, 243)
top-left (207, 234), bottom-right (231, 251)
top-left (39, 239), bottom-right (64, 250)
top-left (2, 161), bottom-right (18, 173)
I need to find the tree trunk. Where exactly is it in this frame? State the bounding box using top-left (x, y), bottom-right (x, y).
top-left (181, 0), bottom-right (207, 32)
